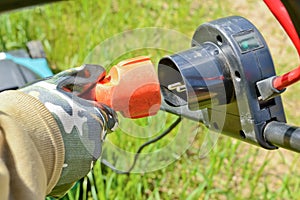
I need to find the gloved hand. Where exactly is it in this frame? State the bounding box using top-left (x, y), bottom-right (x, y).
top-left (20, 64), bottom-right (118, 196)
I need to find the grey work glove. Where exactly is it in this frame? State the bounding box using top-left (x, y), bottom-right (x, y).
top-left (20, 64), bottom-right (118, 196)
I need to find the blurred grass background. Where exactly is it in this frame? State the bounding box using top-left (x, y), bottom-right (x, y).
top-left (0, 0), bottom-right (299, 199)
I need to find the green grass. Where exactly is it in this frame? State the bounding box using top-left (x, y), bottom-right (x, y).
top-left (1, 0), bottom-right (300, 199)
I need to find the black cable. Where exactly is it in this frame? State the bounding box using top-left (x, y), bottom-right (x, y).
top-left (101, 158), bottom-right (129, 174)
top-left (101, 116), bottom-right (182, 174)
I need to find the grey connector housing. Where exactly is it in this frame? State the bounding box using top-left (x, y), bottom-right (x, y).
top-left (158, 16), bottom-right (286, 149)
top-left (256, 76), bottom-right (286, 101)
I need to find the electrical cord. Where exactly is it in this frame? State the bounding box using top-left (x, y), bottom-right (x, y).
top-left (264, 0), bottom-right (300, 55)
top-left (101, 116), bottom-right (182, 174)
top-left (264, 0), bottom-right (300, 90)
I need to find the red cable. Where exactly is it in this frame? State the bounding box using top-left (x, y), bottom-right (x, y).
top-left (264, 0), bottom-right (300, 90)
top-left (273, 65), bottom-right (300, 90)
top-left (264, 0), bottom-right (300, 55)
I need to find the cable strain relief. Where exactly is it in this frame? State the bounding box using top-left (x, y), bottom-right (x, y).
top-left (256, 76), bottom-right (286, 101)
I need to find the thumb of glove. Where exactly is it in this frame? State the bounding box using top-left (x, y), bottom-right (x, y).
top-left (48, 64), bottom-right (107, 100)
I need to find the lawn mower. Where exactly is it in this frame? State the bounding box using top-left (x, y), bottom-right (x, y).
top-left (0, 0), bottom-right (59, 91)
top-left (0, 40), bottom-right (53, 92)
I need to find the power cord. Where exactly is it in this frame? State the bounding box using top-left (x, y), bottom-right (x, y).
top-left (101, 116), bottom-right (182, 174)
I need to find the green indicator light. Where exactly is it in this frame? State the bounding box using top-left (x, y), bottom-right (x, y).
top-left (234, 31), bottom-right (263, 53)
top-left (241, 41), bottom-right (249, 51)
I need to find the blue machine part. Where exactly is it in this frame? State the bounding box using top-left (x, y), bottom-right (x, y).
top-left (4, 53), bottom-right (53, 78)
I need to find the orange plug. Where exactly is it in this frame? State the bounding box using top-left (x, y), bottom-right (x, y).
top-left (96, 56), bottom-right (161, 119)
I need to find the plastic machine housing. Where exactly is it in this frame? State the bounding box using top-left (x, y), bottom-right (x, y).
top-left (158, 16), bottom-right (286, 149)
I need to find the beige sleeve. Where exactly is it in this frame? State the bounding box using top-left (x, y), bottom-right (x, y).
top-left (0, 90), bottom-right (65, 200)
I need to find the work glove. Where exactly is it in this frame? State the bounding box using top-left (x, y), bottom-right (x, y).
top-left (20, 64), bottom-right (118, 196)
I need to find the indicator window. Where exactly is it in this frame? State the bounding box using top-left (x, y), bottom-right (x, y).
top-left (233, 30), bottom-right (264, 53)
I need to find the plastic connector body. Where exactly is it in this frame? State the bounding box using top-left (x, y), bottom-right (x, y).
top-left (96, 56), bottom-right (161, 119)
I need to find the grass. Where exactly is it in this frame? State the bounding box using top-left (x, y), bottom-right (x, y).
top-left (1, 0), bottom-right (300, 199)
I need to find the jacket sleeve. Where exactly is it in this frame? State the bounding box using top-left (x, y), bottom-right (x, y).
top-left (0, 90), bottom-right (65, 199)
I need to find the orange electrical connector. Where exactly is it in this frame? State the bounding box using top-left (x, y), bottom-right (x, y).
top-left (96, 56), bottom-right (161, 119)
